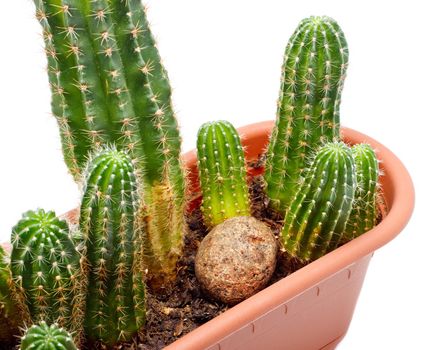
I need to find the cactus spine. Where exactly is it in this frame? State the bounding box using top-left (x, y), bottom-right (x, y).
top-left (344, 144), bottom-right (379, 240)
top-left (0, 245), bottom-right (21, 343)
top-left (281, 142), bottom-right (356, 261)
top-left (33, 0), bottom-right (186, 289)
top-left (79, 148), bottom-right (146, 345)
top-left (265, 16), bottom-right (349, 213)
top-left (20, 321), bottom-right (77, 350)
top-left (10, 209), bottom-right (82, 334)
top-left (197, 121), bottom-right (250, 227)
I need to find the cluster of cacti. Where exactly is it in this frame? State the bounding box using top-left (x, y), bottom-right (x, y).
top-left (280, 142), bottom-right (356, 261)
top-left (196, 121), bottom-right (250, 228)
top-left (10, 209), bottom-right (82, 335)
top-left (265, 16), bottom-right (349, 213)
top-left (33, 0), bottom-right (186, 290)
top-left (196, 17), bottom-right (379, 264)
top-left (20, 321), bottom-right (77, 350)
top-left (0, 5), bottom-right (385, 349)
top-left (79, 148), bottom-right (146, 345)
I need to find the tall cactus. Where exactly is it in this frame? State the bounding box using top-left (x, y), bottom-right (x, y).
top-left (79, 148), bottom-right (146, 345)
top-left (196, 121), bottom-right (250, 228)
top-left (281, 142), bottom-right (356, 262)
top-left (344, 144), bottom-right (379, 240)
top-left (20, 321), bottom-right (78, 350)
top-left (33, 0), bottom-right (186, 287)
top-left (0, 245), bottom-right (21, 344)
top-left (10, 209), bottom-right (82, 335)
top-left (265, 16), bottom-right (349, 213)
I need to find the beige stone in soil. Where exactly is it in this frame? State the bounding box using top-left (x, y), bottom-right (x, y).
top-left (195, 216), bottom-right (278, 305)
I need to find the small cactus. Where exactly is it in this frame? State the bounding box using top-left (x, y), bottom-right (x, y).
top-left (33, 0), bottom-right (186, 289)
top-left (20, 321), bottom-right (77, 350)
top-left (265, 16), bottom-right (349, 213)
top-left (281, 142), bottom-right (356, 261)
top-left (79, 147), bottom-right (146, 345)
top-left (196, 121), bottom-right (250, 227)
top-left (10, 209), bottom-right (82, 334)
top-left (0, 245), bottom-right (21, 344)
top-left (344, 144), bottom-right (379, 240)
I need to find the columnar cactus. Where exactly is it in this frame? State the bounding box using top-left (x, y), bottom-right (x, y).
top-left (344, 144), bottom-right (379, 240)
top-left (33, 0), bottom-right (186, 289)
top-left (10, 209), bottom-right (82, 334)
top-left (196, 121), bottom-right (250, 228)
top-left (79, 148), bottom-right (146, 345)
top-left (20, 321), bottom-right (77, 350)
top-left (265, 16), bottom-right (349, 213)
top-left (0, 245), bottom-right (21, 343)
top-left (280, 142), bottom-right (356, 262)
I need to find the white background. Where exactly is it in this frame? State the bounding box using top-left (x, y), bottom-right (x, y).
top-left (0, 0), bottom-right (433, 348)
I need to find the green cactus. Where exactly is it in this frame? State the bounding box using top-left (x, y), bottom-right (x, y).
top-left (344, 144), bottom-right (379, 240)
top-left (79, 147), bottom-right (146, 345)
top-left (10, 209), bottom-right (82, 335)
top-left (0, 245), bottom-right (21, 344)
top-left (33, 0), bottom-right (186, 289)
top-left (196, 121), bottom-right (250, 228)
top-left (280, 142), bottom-right (356, 262)
top-left (265, 16), bottom-right (349, 213)
top-left (20, 321), bottom-right (77, 350)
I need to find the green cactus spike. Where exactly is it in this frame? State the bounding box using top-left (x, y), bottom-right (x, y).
top-left (344, 144), bottom-right (379, 240)
top-left (33, 0), bottom-right (186, 289)
top-left (79, 147), bottom-right (146, 345)
top-left (196, 121), bottom-right (250, 228)
top-left (0, 245), bottom-right (22, 344)
top-left (10, 209), bottom-right (82, 336)
top-left (265, 16), bottom-right (349, 213)
top-left (20, 321), bottom-right (78, 350)
top-left (281, 142), bottom-right (356, 262)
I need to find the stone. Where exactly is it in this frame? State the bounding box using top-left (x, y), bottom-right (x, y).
top-left (195, 216), bottom-right (278, 305)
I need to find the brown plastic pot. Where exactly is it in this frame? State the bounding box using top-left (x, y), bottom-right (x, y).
top-left (165, 120), bottom-right (414, 350)
top-left (1, 121), bottom-right (413, 350)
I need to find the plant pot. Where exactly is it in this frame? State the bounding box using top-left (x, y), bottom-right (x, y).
top-left (2, 121), bottom-right (414, 350)
top-left (165, 120), bottom-right (414, 350)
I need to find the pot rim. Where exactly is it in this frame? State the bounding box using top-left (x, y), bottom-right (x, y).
top-left (166, 120), bottom-right (415, 350)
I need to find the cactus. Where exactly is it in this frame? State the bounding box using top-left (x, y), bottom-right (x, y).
top-left (79, 147), bottom-right (146, 345)
top-left (33, 0), bottom-right (186, 289)
top-left (344, 144), bottom-right (379, 240)
top-left (280, 142), bottom-right (356, 262)
top-left (196, 121), bottom-right (250, 228)
top-left (265, 16), bottom-right (349, 213)
top-left (20, 321), bottom-right (77, 350)
top-left (10, 209), bottom-right (82, 336)
top-left (0, 245), bottom-right (22, 344)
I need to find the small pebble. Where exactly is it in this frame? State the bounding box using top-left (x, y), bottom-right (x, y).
top-left (195, 216), bottom-right (277, 305)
